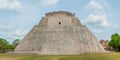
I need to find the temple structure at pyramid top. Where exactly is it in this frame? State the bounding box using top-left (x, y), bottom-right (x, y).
top-left (39, 11), bottom-right (81, 26)
top-left (12, 11), bottom-right (105, 55)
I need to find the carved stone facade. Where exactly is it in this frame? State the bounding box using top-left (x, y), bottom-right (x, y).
top-left (99, 40), bottom-right (111, 50)
top-left (12, 11), bottom-right (105, 55)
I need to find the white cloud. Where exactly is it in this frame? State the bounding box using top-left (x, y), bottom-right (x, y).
top-left (0, 0), bottom-right (22, 11)
top-left (14, 30), bottom-right (26, 37)
top-left (0, 24), bottom-right (27, 40)
top-left (84, 0), bottom-right (111, 28)
top-left (6, 30), bottom-right (26, 40)
top-left (84, 14), bottom-right (110, 28)
top-left (0, 20), bottom-right (26, 40)
top-left (93, 29), bottom-right (103, 33)
top-left (29, 0), bottom-right (59, 6)
top-left (85, 0), bottom-right (104, 11)
top-left (42, 0), bottom-right (59, 6)
top-left (0, 23), bottom-right (17, 32)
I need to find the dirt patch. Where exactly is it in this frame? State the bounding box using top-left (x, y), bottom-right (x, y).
top-left (0, 57), bottom-right (21, 60)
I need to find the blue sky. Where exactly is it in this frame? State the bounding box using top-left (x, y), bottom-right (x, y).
top-left (0, 0), bottom-right (119, 43)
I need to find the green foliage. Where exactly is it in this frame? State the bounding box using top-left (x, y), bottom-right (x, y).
top-left (109, 33), bottom-right (120, 51)
top-left (12, 39), bottom-right (20, 47)
top-left (0, 39), bottom-right (6, 49)
top-left (0, 37), bottom-right (15, 53)
top-left (0, 38), bottom-right (9, 45)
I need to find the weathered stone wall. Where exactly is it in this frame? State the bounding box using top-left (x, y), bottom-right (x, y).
top-left (13, 11), bottom-right (105, 55)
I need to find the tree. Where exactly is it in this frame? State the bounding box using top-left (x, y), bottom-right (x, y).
top-left (12, 39), bottom-right (20, 47)
top-left (0, 38), bottom-right (15, 53)
top-left (0, 39), bottom-right (6, 49)
top-left (0, 38), bottom-right (9, 53)
top-left (0, 38), bottom-right (9, 45)
top-left (109, 33), bottom-right (120, 51)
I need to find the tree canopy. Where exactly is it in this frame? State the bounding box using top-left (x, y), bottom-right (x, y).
top-left (12, 39), bottom-right (20, 47)
top-left (0, 38), bottom-right (15, 53)
top-left (109, 33), bottom-right (120, 51)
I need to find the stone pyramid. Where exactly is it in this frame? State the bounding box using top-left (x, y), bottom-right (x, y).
top-left (13, 11), bottom-right (105, 55)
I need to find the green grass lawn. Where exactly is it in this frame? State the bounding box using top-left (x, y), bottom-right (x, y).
top-left (0, 52), bottom-right (120, 60)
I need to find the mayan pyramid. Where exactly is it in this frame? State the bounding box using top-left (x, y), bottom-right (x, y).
top-left (13, 11), bottom-right (105, 55)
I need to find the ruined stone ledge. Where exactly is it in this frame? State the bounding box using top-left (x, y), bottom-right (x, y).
top-left (46, 11), bottom-right (74, 16)
top-left (8, 52), bottom-right (37, 55)
top-left (8, 52), bottom-right (85, 55)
